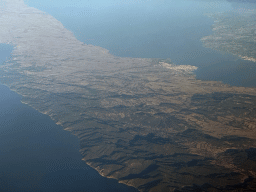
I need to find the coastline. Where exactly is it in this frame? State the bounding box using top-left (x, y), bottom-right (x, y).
top-left (0, 68), bottom-right (140, 192)
top-left (1, 0), bottom-right (256, 191)
top-left (0, 44), bottom-right (140, 192)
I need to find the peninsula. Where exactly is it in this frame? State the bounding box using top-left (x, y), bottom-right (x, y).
top-left (1, 0), bottom-right (256, 191)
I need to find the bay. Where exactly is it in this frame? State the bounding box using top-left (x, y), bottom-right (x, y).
top-left (1, 0), bottom-right (256, 191)
top-left (24, 0), bottom-right (256, 87)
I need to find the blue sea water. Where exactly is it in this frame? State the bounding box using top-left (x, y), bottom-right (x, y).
top-left (0, 44), bottom-right (138, 192)
top-left (24, 0), bottom-right (256, 87)
top-left (1, 0), bottom-right (256, 191)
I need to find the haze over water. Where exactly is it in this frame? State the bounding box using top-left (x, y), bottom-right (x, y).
top-left (1, 0), bottom-right (256, 191)
top-left (24, 0), bottom-right (256, 87)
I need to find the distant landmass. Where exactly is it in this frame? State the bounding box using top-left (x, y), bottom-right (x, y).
top-left (1, 0), bottom-right (256, 191)
top-left (227, 0), bottom-right (256, 3)
top-left (201, 7), bottom-right (256, 62)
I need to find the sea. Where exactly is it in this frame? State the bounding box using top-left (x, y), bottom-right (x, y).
top-left (1, 0), bottom-right (256, 191)
top-left (24, 0), bottom-right (256, 87)
top-left (0, 44), bottom-right (138, 192)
